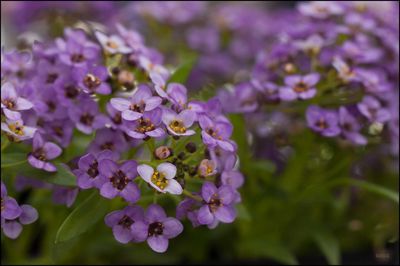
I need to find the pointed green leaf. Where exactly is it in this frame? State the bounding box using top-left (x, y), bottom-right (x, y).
top-left (167, 56), bottom-right (197, 84)
top-left (313, 231), bottom-right (341, 265)
top-left (1, 152), bottom-right (27, 168)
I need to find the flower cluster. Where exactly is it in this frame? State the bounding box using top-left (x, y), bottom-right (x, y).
top-left (1, 23), bottom-right (244, 253)
top-left (218, 1), bottom-right (399, 153)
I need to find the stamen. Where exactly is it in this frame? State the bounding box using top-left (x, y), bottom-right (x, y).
top-left (83, 74), bottom-right (101, 91)
top-left (293, 81), bottom-right (309, 93)
top-left (110, 170), bottom-right (129, 190)
top-left (136, 118), bottom-right (155, 133)
top-left (169, 120), bottom-right (186, 134)
top-left (148, 222), bottom-right (164, 237)
top-left (151, 171), bottom-right (168, 190)
top-left (8, 122), bottom-right (24, 136)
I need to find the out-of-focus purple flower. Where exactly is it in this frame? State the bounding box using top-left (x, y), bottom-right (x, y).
top-left (42, 119), bottom-right (74, 148)
top-left (98, 160), bottom-right (140, 203)
top-left (106, 103), bottom-right (123, 129)
top-left (1, 50), bottom-right (33, 83)
top-left (137, 163), bottom-right (182, 195)
top-left (105, 205), bottom-right (145, 244)
top-left (356, 69), bottom-right (391, 94)
top-left (52, 186), bottom-right (79, 208)
top-left (1, 204), bottom-right (38, 239)
top-left (140, 57), bottom-right (169, 80)
top-left (34, 87), bottom-right (69, 121)
top-left (111, 85), bottom-right (162, 121)
top-left (197, 182), bottom-right (237, 225)
top-left (123, 108), bottom-right (165, 139)
top-left (73, 150), bottom-right (116, 189)
top-left (186, 26), bottom-right (219, 53)
top-left (1, 82), bottom-right (33, 120)
top-left (28, 132), bottom-right (62, 172)
top-left (131, 204), bottom-right (183, 253)
top-left (338, 107), bottom-right (367, 145)
top-left (357, 96), bottom-right (391, 123)
top-left (199, 115), bottom-right (235, 152)
top-left (95, 31), bottom-right (132, 54)
top-left (14, 176), bottom-right (51, 192)
top-left (176, 197), bottom-right (202, 228)
top-left (87, 128), bottom-right (127, 157)
top-left (1, 119), bottom-right (37, 141)
top-left (69, 99), bottom-right (109, 134)
top-left (332, 57), bottom-right (359, 82)
top-left (218, 82), bottom-right (258, 113)
top-left (280, 73), bottom-right (320, 101)
top-left (306, 105), bottom-right (341, 137)
top-left (116, 24), bottom-right (144, 52)
top-left (74, 65), bottom-right (111, 95)
top-left (162, 109), bottom-right (196, 136)
top-left (167, 83), bottom-right (188, 112)
top-left (1, 182), bottom-right (22, 221)
top-left (298, 1), bottom-right (344, 19)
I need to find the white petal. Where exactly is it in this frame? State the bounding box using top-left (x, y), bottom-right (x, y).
top-left (137, 164), bottom-right (154, 182)
top-left (165, 179), bottom-right (183, 195)
top-left (157, 163), bottom-right (176, 179)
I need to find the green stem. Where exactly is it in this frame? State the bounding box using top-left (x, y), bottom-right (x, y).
top-left (183, 189), bottom-right (202, 202)
top-left (1, 137), bottom-right (10, 151)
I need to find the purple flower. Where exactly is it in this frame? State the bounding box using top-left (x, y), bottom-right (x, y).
top-left (197, 182), bottom-right (237, 225)
top-left (1, 82), bottom-right (33, 120)
top-left (74, 65), bottom-right (111, 95)
top-left (357, 96), bottom-right (391, 123)
top-left (198, 159), bottom-right (217, 177)
top-left (332, 57), bottom-right (359, 82)
top-left (69, 99), bottom-right (109, 134)
top-left (137, 163), bottom-right (182, 195)
top-left (306, 105), bottom-right (341, 137)
top-left (1, 119), bottom-right (37, 141)
top-left (199, 115), bottom-right (235, 152)
top-left (52, 186), bottom-right (79, 207)
top-left (28, 133), bottom-right (62, 172)
top-left (279, 73), bottom-right (320, 101)
top-left (1, 204), bottom-right (38, 239)
top-left (123, 108), bottom-right (165, 139)
top-left (218, 82), bottom-right (258, 113)
top-left (104, 205), bottom-right (144, 244)
top-left (73, 150), bottom-right (116, 189)
top-left (58, 30), bottom-right (100, 67)
top-left (298, 1), bottom-right (343, 19)
top-left (95, 31), bottom-right (132, 54)
top-left (42, 119), bottom-right (74, 148)
top-left (131, 204), bottom-right (183, 253)
top-left (87, 128), bottom-right (127, 157)
top-left (140, 57), bottom-right (170, 81)
top-left (34, 87), bottom-right (69, 121)
top-left (162, 109), bottom-right (196, 136)
top-left (1, 182), bottom-right (22, 221)
top-left (106, 103), bottom-right (123, 129)
top-left (167, 83), bottom-right (188, 112)
top-left (339, 107), bottom-right (367, 145)
top-left (176, 198), bottom-right (202, 228)
top-left (110, 85), bottom-right (162, 121)
top-left (98, 160), bottom-right (140, 203)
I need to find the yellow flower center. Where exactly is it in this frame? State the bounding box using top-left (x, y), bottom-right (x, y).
top-left (151, 171), bottom-right (168, 190)
top-left (106, 41), bottom-right (119, 49)
top-left (169, 120), bottom-right (186, 134)
top-left (8, 122), bottom-right (24, 136)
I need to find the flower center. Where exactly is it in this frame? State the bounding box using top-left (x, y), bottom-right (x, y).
top-left (206, 127), bottom-right (222, 140)
top-left (8, 122), bottom-right (24, 135)
top-left (47, 101), bottom-right (56, 112)
top-left (293, 82), bottom-right (309, 93)
top-left (87, 160), bottom-right (99, 178)
top-left (33, 148), bottom-right (47, 161)
top-left (110, 170), bottom-right (129, 191)
top-left (136, 118), bottom-right (155, 133)
top-left (169, 120), bottom-right (186, 134)
top-left (100, 141), bottom-right (115, 151)
top-left (112, 113), bottom-right (122, 124)
top-left (151, 171), bottom-right (168, 190)
top-left (1, 197), bottom-right (4, 211)
top-left (65, 85), bottom-right (80, 99)
top-left (315, 119), bottom-right (328, 129)
top-left (53, 126), bottom-right (64, 137)
top-left (2, 98), bottom-right (15, 109)
top-left (80, 113), bottom-right (94, 126)
top-left (118, 215), bottom-right (134, 228)
top-left (130, 101), bottom-right (146, 113)
top-left (71, 53), bottom-right (85, 63)
top-left (106, 41), bottom-right (119, 49)
top-left (46, 73), bottom-right (59, 84)
top-left (83, 74), bottom-right (101, 91)
top-left (208, 194), bottom-right (222, 213)
top-left (148, 222), bottom-right (164, 237)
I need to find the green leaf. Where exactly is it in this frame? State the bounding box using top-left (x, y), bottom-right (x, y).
top-left (236, 204), bottom-right (252, 221)
top-left (167, 56), bottom-right (197, 84)
top-left (346, 179), bottom-right (399, 204)
top-left (55, 192), bottom-right (110, 243)
top-left (313, 231), bottom-right (341, 265)
top-left (1, 152), bottom-right (27, 168)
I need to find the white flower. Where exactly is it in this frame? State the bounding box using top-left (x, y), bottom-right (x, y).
top-left (137, 163), bottom-right (183, 195)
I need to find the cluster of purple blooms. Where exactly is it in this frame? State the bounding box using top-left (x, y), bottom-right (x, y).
top-left (1, 23), bottom-right (244, 253)
top-left (218, 1), bottom-right (399, 153)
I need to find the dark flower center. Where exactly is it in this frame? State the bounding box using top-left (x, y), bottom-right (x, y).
top-left (129, 101), bottom-right (146, 113)
top-left (32, 148), bottom-right (47, 161)
top-left (294, 82), bottom-right (309, 93)
top-left (343, 123), bottom-right (352, 131)
top-left (46, 73), bottom-right (59, 84)
top-left (53, 126), bottom-right (64, 137)
top-left (100, 141), bottom-right (115, 151)
top-left (112, 113), bottom-right (122, 124)
top-left (80, 113), bottom-right (94, 125)
top-left (148, 222), bottom-right (164, 237)
top-left (206, 127), bottom-right (222, 140)
top-left (136, 118), bottom-right (155, 133)
top-left (87, 160), bottom-right (99, 178)
top-left (110, 170), bottom-right (129, 190)
top-left (71, 53), bottom-right (85, 63)
top-left (118, 215), bottom-right (134, 228)
top-left (65, 85), bottom-right (79, 99)
top-left (315, 119), bottom-right (328, 130)
top-left (106, 41), bottom-right (119, 49)
top-left (2, 99), bottom-right (15, 109)
top-left (47, 101), bottom-right (56, 112)
top-left (208, 194), bottom-right (222, 213)
top-left (83, 74), bottom-right (101, 91)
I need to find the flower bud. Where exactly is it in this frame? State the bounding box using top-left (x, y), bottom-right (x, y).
top-left (185, 142), bottom-right (197, 153)
top-left (198, 159), bottom-right (217, 177)
top-left (154, 146), bottom-right (172, 160)
top-left (178, 152), bottom-right (186, 160)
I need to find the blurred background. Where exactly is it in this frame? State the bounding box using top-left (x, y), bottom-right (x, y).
top-left (1, 1), bottom-right (399, 265)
